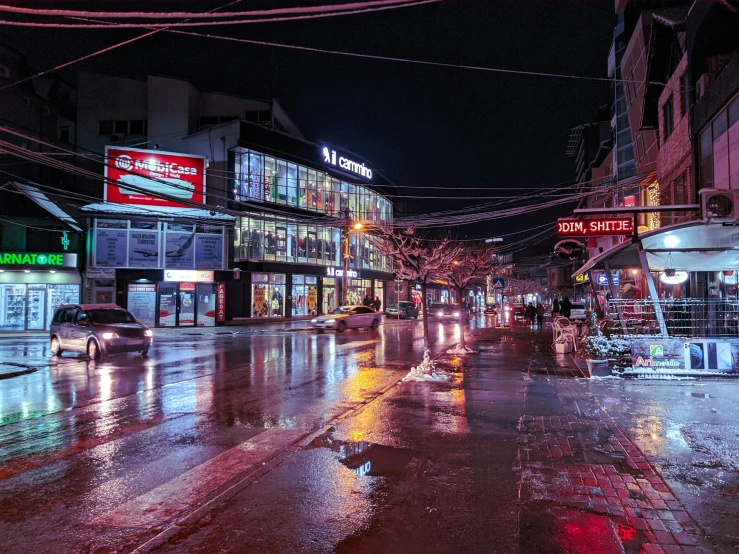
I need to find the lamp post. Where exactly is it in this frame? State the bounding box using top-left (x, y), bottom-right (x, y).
top-left (342, 210), bottom-right (363, 306)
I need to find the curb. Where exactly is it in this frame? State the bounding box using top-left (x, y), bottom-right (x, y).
top-left (0, 362), bottom-right (39, 380)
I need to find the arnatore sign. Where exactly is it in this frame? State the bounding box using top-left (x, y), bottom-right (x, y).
top-left (0, 253), bottom-right (78, 268)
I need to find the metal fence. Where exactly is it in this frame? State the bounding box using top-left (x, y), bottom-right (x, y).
top-left (606, 299), bottom-right (739, 338)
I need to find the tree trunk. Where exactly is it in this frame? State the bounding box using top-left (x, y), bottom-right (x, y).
top-left (457, 285), bottom-right (466, 349)
top-left (421, 279), bottom-right (430, 348)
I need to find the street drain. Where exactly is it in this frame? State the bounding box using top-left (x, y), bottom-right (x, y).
top-left (310, 431), bottom-right (430, 477)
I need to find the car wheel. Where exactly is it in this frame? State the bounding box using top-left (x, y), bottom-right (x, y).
top-left (336, 321), bottom-right (347, 333)
top-left (140, 348), bottom-right (149, 357)
top-left (371, 318), bottom-right (380, 330)
top-left (87, 339), bottom-right (101, 360)
top-left (50, 336), bottom-right (63, 357)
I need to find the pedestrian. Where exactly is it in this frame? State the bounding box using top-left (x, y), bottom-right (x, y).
top-left (525, 302), bottom-right (536, 328)
top-left (560, 296), bottom-right (573, 319)
top-left (552, 298), bottom-right (560, 318)
top-left (362, 294), bottom-right (372, 307)
top-left (536, 302), bottom-right (544, 328)
top-left (373, 296), bottom-right (381, 312)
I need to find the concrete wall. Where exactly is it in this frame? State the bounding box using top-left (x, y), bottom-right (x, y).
top-left (147, 75), bottom-right (196, 152)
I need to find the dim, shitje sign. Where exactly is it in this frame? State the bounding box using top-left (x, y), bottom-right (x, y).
top-left (557, 218), bottom-right (633, 237)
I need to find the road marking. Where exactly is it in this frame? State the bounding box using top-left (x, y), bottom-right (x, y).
top-left (91, 427), bottom-right (307, 529)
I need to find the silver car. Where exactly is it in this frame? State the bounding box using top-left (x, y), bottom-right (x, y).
top-left (50, 303), bottom-right (153, 359)
top-left (569, 302), bottom-right (587, 320)
top-left (311, 305), bottom-right (381, 333)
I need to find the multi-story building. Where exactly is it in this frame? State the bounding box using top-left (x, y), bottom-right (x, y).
top-left (75, 72), bottom-right (396, 326)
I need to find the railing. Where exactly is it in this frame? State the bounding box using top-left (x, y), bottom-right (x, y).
top-left (606, 299), bottom-right (739, 338)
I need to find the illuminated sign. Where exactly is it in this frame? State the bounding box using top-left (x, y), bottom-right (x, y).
top-left (217, 282), bottom-right (226, 322)
top-left (0, 252), bottom-right (77, 268)
top-left (321, 146), bottom-right (372, 180)
top-left (596, 273), bottom-right (619, 286)
top-left (557, 218), bottom-right (633, 237)
top-left (163, 270), bottom-right (214, 282)
top-left (574, 274), bottom-right (589, 283)
top-left (105, 146), bottom-right (206, 208)
top-left (326, 267), bottom-right (359, 278)
top-left (659, 271), bottom-right (688, 285)
top-left (61, 233), bottom-right (70, 251)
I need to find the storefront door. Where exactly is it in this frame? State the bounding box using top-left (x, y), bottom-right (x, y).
top-left (178, 283), bottom-right (196, 326)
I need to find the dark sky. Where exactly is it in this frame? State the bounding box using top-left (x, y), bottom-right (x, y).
top-left (2, 0), bottom-right (616, 241)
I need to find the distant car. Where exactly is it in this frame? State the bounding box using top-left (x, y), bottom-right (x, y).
top-left (385, 301), bottom-right (419, 319)
top-left (484, 303), bottom-right (497, 315)
top-left (50, 303), bottom-right (153, 359)
top-left (569, 302), bottom-right (587, 320)
top-left (311, 305), bottom-right (381, 333)
top-left (513, 304), bottom-right (526, 320)
top-left (430, 303), bottom-right (470, 323)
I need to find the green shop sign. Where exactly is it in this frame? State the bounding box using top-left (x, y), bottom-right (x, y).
top-left (0, 253), bottom-right (70, 267)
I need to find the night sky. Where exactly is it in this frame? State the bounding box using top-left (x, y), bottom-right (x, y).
top-left (2, 0), bottom-right (616, 241)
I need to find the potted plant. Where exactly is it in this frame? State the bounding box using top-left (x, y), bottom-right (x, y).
top-left (555, 335), bottom-right (571, 354)
top-left (578, 312), bottom-right (630, 376)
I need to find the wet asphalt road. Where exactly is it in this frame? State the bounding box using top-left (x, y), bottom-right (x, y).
top-left (0, 318), bottom-right (737, 553)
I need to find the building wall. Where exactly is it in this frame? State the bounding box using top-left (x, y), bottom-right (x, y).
top-left (147, 75), bottom-right (197, 152)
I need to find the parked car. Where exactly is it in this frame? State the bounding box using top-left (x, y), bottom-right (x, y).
top-left (50, 303), bottom-right (153, 359)
top-left (385, 301), bottom-right (419, 319)
top-left (569, 302), bottom-right (587, 320)
top-left (311, 305), bottom-right (381, 332)
top-left (484, 303), bottom-right (498, 315)
top-left (430, 303), bottom-right (470, 323)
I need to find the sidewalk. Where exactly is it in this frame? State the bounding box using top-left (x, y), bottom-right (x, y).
top-left (448, 327), bottom-right (713, 553)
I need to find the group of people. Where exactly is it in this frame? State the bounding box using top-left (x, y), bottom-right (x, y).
top-left (362, 295), bottom-right (382, 312)
top-left (522, 297), bottom-right (574, 328)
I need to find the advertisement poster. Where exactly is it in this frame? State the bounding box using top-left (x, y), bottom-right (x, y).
top-left (128, 231), bottom-right (159, 267)
top-left (104, 146), bottom-right (206, 208)
top-left (166, 233), bottom-right (194, 269)
top-left (95, 228), bottom-right (127, 267)
top-left (684, 341), bottom-right (732, 371)
top-left (253, 285), bottom-right (266, 317)
top-left (217, 282), bottom-right (226, 322)
top-left (195, 234), bottom-right (223, 268)
top-left (307, 286), bottom-right (317, 313)
top-left (158, 289), bottom-right (177, 327)
top-left (127, 284), bottom-right (157, 327)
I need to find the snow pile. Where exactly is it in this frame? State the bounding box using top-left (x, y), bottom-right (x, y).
top-left (446, 344), bottom-right (476, 355)
top-left (402, 351), bottom-right (451, 382)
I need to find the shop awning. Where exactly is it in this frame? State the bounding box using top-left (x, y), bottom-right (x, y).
top-left (573, 221), bottom-right (739, 277)
top-left (81, 203), bottom-right (236, 223)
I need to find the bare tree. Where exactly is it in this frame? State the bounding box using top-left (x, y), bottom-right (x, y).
top-left (373, 226), bottom-right (458, 349)
top-left (443, 243), bottom-right (498, 349)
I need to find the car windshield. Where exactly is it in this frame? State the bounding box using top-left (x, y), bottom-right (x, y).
top-left (330, 307), bottom-right (353, 315)
top-left (430, 303), bottom-right (448, 310)
top-left (88, 309), bottom-right (137, 324)
top-left (571, 304), bottom-right (586, 310)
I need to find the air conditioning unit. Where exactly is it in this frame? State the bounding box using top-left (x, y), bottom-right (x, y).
top-left (699, 189), bottom-right (739, 222)
top-left (110, 133), bottom-right (125, 144)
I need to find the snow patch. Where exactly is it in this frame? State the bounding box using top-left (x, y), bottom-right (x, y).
top-left (402, 351), bottom-right (451, 382)
top-left (445, 344), bottom-right (476, 355)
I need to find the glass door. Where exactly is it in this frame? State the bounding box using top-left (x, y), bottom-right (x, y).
top-left (196, 283), bottom-right (216, 327)
top-left (178, 283), bottom-right (195, 326)
top-left (158, 284), bottom-right (178, 327)
top-left (27, 286), bottom-right (46, 330)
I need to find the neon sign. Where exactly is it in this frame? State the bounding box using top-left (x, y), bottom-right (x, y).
top-left (61, 233), bottom-right (70, 251)
top-left (321, 146), bottom-right (373, 180)
top-left (326, 267), bottom-right (359, 278)
top-left (0, 253), bottom-right (65, 266)
top-left (557, 218), bottom-right (633, 237)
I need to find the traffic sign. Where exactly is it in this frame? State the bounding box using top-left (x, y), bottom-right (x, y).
top-left (491, 278), bottom-right (506, 289)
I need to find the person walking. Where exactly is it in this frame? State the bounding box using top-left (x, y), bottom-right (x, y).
top-left (362, 294), bottom-right (372, 307)
top-left (560, 296), bottom-right (573, 319)
top-left (373, 296), bottom-right (381, 312)
top-left (525, 302), bottom-right (536, 328)
top-left (552, 298), bottom-right (560, 318)
top-left (536, 302), bottom-right (545, 328)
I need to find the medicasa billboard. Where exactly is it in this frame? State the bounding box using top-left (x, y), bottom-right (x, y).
top-left (104, 146), bottom-right (206, 208)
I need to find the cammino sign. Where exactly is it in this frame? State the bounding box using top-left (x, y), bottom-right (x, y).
top-left (105, 146), bottom-right (206, 208)
top-left (557, 218), bottom-right (633, 237)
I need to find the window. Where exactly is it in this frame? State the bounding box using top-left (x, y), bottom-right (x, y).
top-left (730, 95), bottom-right (739, 127)
top-left (699, 126), bottom-right (714, 189)
top-left (200, 116), bottom-right (219, 126)
top-left (60, 125), bottom-right (69, 143)
top-left (680, 73), bottom-right (690, 115)
top-left (99, 120), bottom-right (113, 135)
top-left (662, 95), bottom-right (674, 141)
top-left (129, 119), bottom-right (145, 134)
top-left (114, 120), bottom-right (128, 134)
top-left (674, 174), bottom-right (686, 205)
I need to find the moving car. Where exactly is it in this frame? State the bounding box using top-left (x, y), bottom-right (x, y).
top-left (513, 304), bottom-right (526, 320)
top-left (385, 301), bottom-right (419, 319)
top-left (483, 303), bottom-right (498, 315)
top-left (569, 302), bottom-right (587, 320)
top-left (50, 303), bottom-right (153, 359)
top-left (430, 303), bottom-right (470, 323)
top-left (311, 305), bottom-right (381, 333)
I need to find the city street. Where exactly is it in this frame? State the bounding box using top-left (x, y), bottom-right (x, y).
top-left (0, 318), bottom-right (735, 553)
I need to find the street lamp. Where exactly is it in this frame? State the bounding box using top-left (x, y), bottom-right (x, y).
top-left (342, 215), bottom-right (365, 306)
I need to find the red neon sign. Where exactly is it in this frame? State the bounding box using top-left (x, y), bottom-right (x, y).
top-left (557, 218), bottom-right (633, 237)
top-left (216, 282), bottom-right (226, 322)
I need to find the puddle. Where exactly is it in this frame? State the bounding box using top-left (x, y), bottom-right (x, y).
top-left (616, 522), bottom-right (649, 553)
top-left (566, 449), bottom-right (644, 478)
top-left (311, 431), bottom-right (430, 477)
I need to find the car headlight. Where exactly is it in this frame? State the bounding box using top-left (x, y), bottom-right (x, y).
top-left (453, 312), bottom-right (460, 317)
top-left (144, 330), bottom-right (153, 337)
top-left (311, 318), bottom-right (318, 324)
top-left (101, 332), bottom-right (119, 340)
top-left (437, 311), bottom-right (444, 316)
top-left (327, 319), bottom-right (336, 325)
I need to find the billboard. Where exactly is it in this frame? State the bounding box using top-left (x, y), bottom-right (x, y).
top-left (104, 146), bottom-right (206, 208)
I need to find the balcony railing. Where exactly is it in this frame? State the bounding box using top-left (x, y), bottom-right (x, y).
top-left (606, 299), bottom-right (739, 338)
